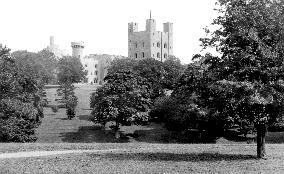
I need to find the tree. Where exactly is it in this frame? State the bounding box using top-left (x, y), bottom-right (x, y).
top-left (57, 56), bottom-right (86, 84)
top-left (56, 56), bottom-right (86, 119)
top-left (162, 56), bottom-right (186, 90)
top-left (191, 0), bottom-right (284, 158)
top-left (107, 57), bottom-right (185, 101)
top-left (0, 47), bottom-right (43, 142)
top-left (134, 58), bottom-right (166, 100)
top-left (12, 49), bottom-right (57, 84)
top-left (90, 70), bottom-right (151, 138)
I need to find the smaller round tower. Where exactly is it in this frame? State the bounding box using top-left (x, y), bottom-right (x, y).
top-left (71, 41), bottom-right (84, 58)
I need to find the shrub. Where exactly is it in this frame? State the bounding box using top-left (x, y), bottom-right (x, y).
top-left (268, 122), bottom-right (284, 132)
top-left (149, 96), bottom-right (172, 122)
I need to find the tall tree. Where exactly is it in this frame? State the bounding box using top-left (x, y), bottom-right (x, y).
top-left (57, 56), bottom-right (86, 119)
top-left (0, 47), bottom-right (43, 142)
top-left (194, 0), bottom-right (284, 158)
top-left (90, 70), bottom-right (151, 138)
top-left (12, 49), bottom-right (57, 84)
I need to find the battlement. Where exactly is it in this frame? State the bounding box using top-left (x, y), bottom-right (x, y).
top-left (128, 17), bottom-right (173, 61)
top-left (71, 41), bottom-right (84, 58)
top-left (71, 42), bottom-right (85, 48)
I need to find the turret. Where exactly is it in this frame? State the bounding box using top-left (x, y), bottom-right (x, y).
top-left (128, 22), bottom-right (138, 33)
top-left (146, 19), bottom-right (156, 32)
top-left (71, 41), bottom-right (84, 59)
top-left (50, 36), bottom-right (54, 46)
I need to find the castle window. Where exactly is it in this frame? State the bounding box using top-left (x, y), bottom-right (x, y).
top-left (95, 71), bottom-right (98, 75)
top-left (153, 33), bottom-right (154, 36)
top-left (164, 43), bottom-right (167, 48)
top-left (135, 53), bottom-right (138, 58)
top-left (95, 64), bottom-right (97, 68)
top-left (142, 52), bottom-right (145, 58)
top-left (153, 54), bottom-right (154, 57)
top-left (157, 42), bottom-right (160, 48)
top-left (135, 42), bottom-right (138, 48)
top-left (153, 43), bottom-right (155, 47)
top-left (142, 42), bottom-right (145, 47)
top-left (157, 52), bottom-right (160, 58)
top-left (164, 53), bottom-right (167, 59)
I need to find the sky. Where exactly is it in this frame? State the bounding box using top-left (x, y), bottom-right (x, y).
top-left (0, 0), bottom-right (219, 64)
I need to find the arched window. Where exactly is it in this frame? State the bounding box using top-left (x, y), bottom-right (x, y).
top-left (164, 53), bottom-right (167, 59)
top-left (135, 42), bottom-right (138, 48)
top-left (157, 42), bottom-right (160, 48)
top-left (157, 52), bottom-right (160, 58)
top-left (164, 43), bottom-right (167, 48)
top-left (142, 52), bottom-right (145, 58)
top-left (135, 53), bottom-right (138, 58)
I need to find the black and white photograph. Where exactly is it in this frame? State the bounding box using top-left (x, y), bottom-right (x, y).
top-left (1, 0), bottom-right (284, 173)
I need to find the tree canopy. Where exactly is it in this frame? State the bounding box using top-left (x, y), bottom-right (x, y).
top-left (180, 0), bottom-right (284, 158)
top-left (0, 47), bottom-right (43, 142)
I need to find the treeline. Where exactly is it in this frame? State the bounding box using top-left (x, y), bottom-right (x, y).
top-left (0, 48), bottom-right (85, 142)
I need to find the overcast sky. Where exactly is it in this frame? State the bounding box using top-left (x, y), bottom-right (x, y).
top-left (0, 0), bottom-right (219, 64)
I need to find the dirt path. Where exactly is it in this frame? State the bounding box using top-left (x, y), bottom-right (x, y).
top-left (0, 148), bottom-right (126, 159)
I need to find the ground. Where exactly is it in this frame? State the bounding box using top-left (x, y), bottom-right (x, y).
top-left (2, 84), bottom-right (284, 173)
top-left (1, 143), bottom-right (284, 173)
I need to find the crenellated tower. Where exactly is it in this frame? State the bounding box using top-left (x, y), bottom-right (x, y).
top-left (71, 41), bottom-right (84, 59)
top-left (128, 13), bottom-right (173, 61)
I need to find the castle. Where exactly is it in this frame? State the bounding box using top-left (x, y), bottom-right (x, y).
top-left (128, 15), bottom-right (173, 61)
top-left (46, 36), bottom-right (67, 58)
top-left (70, 40), bottom-right (125, 84)
top-left (44, 14), bottom-right (172, 84)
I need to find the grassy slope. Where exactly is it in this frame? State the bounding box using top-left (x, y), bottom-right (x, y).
top-left (1, 143), bottom-right (284, 173)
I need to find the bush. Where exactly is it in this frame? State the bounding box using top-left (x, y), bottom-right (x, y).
top-left (268, 122), bottom-right (284, 132)
top-left (0, 99), bottom-right (40, 142)
top-left (149, 96), bottom-right (172, 122)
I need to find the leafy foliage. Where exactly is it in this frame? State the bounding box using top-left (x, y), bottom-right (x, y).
top-left (167, 0), bottom-right (284, 156)
top-left (90, 70), bottom-right (151, 133)
top-left (0, 47), bottom-right (43, 142)
top-left (57, 56), bottom-right (87, 84)
top-left (106, 57), bottom-right (185, 103)
top-left (56, 56), bottom-right (86, 119)
top-left (12, 49), bottom-right (57, 84)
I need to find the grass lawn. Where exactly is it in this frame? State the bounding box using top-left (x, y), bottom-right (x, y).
top-left (1, 143), bottom-right (284, 173)
top-left (2, 84), bottom-right (284, 173)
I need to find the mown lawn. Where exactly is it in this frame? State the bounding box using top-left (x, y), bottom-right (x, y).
top-left (1, 143), bottom-right (284, 173)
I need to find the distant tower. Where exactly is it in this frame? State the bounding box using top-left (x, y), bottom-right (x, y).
top-left (128, 13), bottom-right (173, 61)
top-left (50, 36), bottom-right (55, 46)
top-left (71, 41), bottom-right (84, 58)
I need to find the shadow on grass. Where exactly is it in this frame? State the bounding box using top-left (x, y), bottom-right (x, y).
top-left (88, 152), bottom-right (256, 162)
top-left (60, 125), bottom-right (130, 143)
top-left (266, 132), bottom-right (284, 143)
top-left (54, 118), bottom-right (69, 120)
top-left (77, 115), bottom-right (92, 121)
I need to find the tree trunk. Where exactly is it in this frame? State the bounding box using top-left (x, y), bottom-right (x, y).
top-left (114, 122), bottom-right (120, 139)
top-left (256, 124), bottom-right (267, 159)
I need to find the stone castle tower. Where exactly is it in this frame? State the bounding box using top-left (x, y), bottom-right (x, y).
top-left (128, 14), bottom-right (173, 61)
top-left (71, 41), bottom-right (84, 58)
